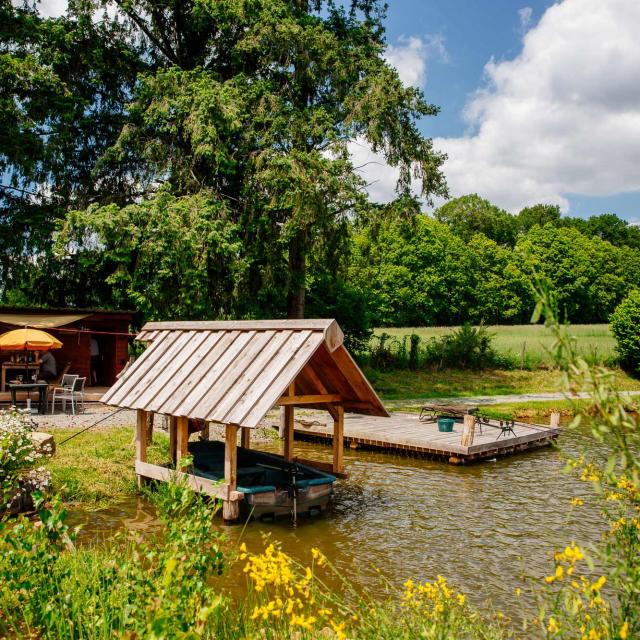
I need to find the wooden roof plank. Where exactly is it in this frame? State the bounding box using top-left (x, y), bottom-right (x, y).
top-left (155, 330), bottom-right (233, 416)
top-left (215, 330), bottom-right (294, 423)
top-left (122, 331), bottom-right (199, 407)
top-left (222, 331), bottom-right (313, 425)
top-left (141, 331), bottom-right (222, 413)
top-left (171, 330), bottom-right (255, 418)
top-left (190, 330), bottom-right (277, 422)
top-left (103, 331), bottom-right (179, 405)
top-left (241, 332), bottom-right (325, 427)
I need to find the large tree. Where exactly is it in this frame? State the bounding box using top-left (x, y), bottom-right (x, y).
top-left (3, 0), bottom-right (448, 318)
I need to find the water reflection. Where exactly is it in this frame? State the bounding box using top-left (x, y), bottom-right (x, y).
top-left (67, 422), bottom-right (604, 614)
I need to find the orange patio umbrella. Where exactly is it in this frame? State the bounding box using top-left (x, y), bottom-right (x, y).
top-left (0, 328), bottom-right (63, 351)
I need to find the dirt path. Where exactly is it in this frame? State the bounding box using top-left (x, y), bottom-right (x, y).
top-left (384, 389), bottom-right (640, 408)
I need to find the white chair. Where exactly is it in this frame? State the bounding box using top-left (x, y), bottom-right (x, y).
top-left (51, 375), bottom-right (85, 415)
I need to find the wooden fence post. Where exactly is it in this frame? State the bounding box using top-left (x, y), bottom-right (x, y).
top-left (461, 414), bottom-right (476, 447)
top-left (169, 416), bottom-right (177, 466)
top-left (550, 412), bottom-right (561, 428)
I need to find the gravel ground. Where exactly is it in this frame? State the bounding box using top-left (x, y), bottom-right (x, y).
top-left (31, 403), bottom-right (283, 444)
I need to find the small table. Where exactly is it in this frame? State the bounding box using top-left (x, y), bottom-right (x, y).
top-left (8, 382), bottom-right (49, 415)
top-left (2, 362), bottom-right (40, 391)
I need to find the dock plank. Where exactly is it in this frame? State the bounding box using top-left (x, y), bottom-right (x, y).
top-left (293, 412), bottom-right (560, 463)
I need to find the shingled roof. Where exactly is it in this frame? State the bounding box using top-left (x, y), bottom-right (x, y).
top-left (102, 319), bottom-right (388, 428)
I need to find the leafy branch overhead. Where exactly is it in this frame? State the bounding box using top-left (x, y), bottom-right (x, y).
top-left (2, 0), bottom-right (447, 319)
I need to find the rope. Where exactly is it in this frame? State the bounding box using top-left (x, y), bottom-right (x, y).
top-left (57, 407), bottom-right (128, 446)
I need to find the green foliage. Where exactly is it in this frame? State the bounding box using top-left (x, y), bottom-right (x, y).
top-left (3, 0), bottom-right (447, 320)
top-left (516, 203), bottom-right (561, 233)
top-left (365, 325), bottom-right (505, 371)
top-left (0, 409), bottom-right (50, 512)
top-left (610, 289), bottom-right (640, 374)
top-left (57, 188), bottom-right (244, 319)
top-left (0, 481), bottom-right (226, 638)
top-left (434, 194), bottom-right (517, 247)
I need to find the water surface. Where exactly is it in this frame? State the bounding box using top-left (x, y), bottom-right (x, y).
top-left (67, 422), bottom-right (603, 614)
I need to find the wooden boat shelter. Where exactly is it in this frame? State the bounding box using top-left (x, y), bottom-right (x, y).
top-left (102, 319), bottom-right (388, 520)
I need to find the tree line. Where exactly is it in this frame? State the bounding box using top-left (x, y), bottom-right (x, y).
top-left (2, 2), bottom-right (639, 343)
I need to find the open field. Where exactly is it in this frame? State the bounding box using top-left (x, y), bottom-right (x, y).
top-left (364, 366), bottom-right (640, 401)
top-left (373, 323), bottom-right (616, 367)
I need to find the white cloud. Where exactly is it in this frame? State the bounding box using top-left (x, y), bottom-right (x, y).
top-left (434, 0), bottom-right (640, 212)
top-left (350, 34), bottom-right (449, 202)
top-left (518, 7), bottom-right (533, 33)
top-left (385, 36), bottom-right (428, 89)
top-left (33, 0), bottom-right (67, 17)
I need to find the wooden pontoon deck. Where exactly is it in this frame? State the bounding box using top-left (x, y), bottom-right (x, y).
top-left (294, 412), bottom-right (561, 464)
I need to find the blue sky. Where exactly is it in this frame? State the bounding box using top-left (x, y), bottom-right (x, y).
top-left (368, 0), bottom-right (640, 222)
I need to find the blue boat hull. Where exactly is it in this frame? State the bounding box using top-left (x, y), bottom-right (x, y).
top-left (188, 440), bottom-right (336, 520)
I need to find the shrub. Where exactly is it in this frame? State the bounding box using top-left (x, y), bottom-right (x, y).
top-left (423, 324), bottom-right (500, 370)
top-left (610, 289), bottom-right (640, 374)
top-left (0, 408), bottom-right (51, 513)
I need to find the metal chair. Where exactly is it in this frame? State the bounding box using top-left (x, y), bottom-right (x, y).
top-left (51, 375), bottom-right (84, 415)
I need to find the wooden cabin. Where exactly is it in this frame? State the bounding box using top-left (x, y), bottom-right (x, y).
top-left (102, 319), bottom-right (389, 521)
top-left (0, 306), bottom-right (134, 390)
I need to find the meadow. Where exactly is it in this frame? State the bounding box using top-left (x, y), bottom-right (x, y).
top-left (373, 323), bottom-right (616, 368)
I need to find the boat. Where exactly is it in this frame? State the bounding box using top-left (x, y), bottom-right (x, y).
top-left (188, 440), bottom-right (337, 521)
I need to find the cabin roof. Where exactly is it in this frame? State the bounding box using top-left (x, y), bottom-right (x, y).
top-left (102, 319), bottom-right (389, 428)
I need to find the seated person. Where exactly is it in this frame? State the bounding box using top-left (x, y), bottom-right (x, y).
top-left (39, 350), bottom-right (57, 382)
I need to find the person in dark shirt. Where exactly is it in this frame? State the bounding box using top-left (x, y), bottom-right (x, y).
top-left (40, 350), bottom-right (57, 381)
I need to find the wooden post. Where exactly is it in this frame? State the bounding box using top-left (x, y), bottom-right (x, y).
top-left (135, 409), bottom-right (148, 488)
top-left (146, 412), bottom-right (154, 444)
top-left (461, 414), bottom-right (476, 447)
top-left (223, 423), bottom-right (240, 521)
top-left (278, 406), bottom-right (286, 438)
top-left (550, 412), bottom-right (561, 428)
top-left (332, 405), bottom-right (344, 474)
top-left (241, 427), bottom-right (251, 449)
top-left (176, 416), bottom-right (189, 469)
top-left (169, 416), bottom-right (177, 466)
top-left (283, 382), bottom-right (295, 461)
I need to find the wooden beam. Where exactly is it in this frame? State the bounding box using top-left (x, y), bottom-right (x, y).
top-left (277, 394), bottom-right (342, 406)
top-left (332, 405), bottom-right (345, 474)
top-left (241, 426), bottom-right (251, 449)
top-left (169, 416), bottom-right (177, 465)
top-left (284, 405), bottom-right (295, 461)
top-left (301, 361), bottom-right (339, 420)
top-left (176, 416), bottom-right (189, 469)
top-left (135, 460), bottom-right (243, 502)
top-left (135, 410), bottom-right (148, 462)
top-left (223, 424), bottom-right (239, 522)
top-left (135, 409), bottom-right (148, 489)
top-left (142, 319), bottom-right (338, 333)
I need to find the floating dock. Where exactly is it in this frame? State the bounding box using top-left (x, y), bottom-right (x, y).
top-left (294, 412), bottom-right (561, 464)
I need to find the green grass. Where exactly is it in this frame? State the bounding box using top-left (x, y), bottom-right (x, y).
top-left (43, 426), bottom-right (168, 506)
top-left (374, 323), bottom-right (616, 367)
top-left (365, 366), bottom-right (640, 402)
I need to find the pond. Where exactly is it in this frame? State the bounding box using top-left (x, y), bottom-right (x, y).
top-left (67, 420), bottom-right (604, 615)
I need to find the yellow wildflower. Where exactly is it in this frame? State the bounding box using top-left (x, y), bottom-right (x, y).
top-left (620, 620), bottom-right (629, 639)
top-left (548, 617), bottom-right (560, 633)
top-left (571, 497), bottom-right (584, 507)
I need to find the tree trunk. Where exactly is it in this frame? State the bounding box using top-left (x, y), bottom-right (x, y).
top-left (287, 230), bottom-right (306, 319)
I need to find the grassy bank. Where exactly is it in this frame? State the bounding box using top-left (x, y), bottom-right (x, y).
top-left (366, 366), bottom-right (640, 401)
top-left (374, 323), bottom-right (616, 367)
top-left (43, 427), bottom-right (168, 506)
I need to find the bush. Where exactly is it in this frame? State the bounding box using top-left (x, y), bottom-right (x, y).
top-left (423, 324), bottom-right (501, 370)
top-left (0, 409), bottom-right (51, 513)
top-left (611, 289), bottom-right (640, 374)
